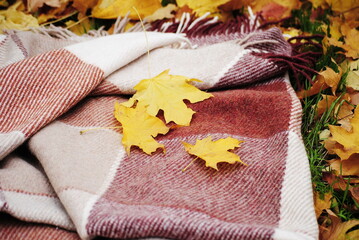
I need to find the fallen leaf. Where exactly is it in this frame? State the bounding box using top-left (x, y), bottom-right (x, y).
top-left (349, 92), bottom-right (359, 105)
top-left (0, 1), bottom-right (39, 33)
top-left (314, 191), bottom-right (332, 218)
top-left (144, 3), bottom-right (178, 22)
top-left (297, 67), bottom-right (342, 98)
top-left (319, 129), bottom-right (331, 140)
top-left (325, 0), bottom-right (359, 13)
top-left (341, 28), bottom-right (359, 59)
top-left (261, 2), bottom-right (288, 21)
top-left (37, 1), bottom-right (75, 24)
top-left (218, 0), bottom-right (251, 12)
top-left (27, 0), bottom-right (61, 12)
top-left (176, 0), bottom-right (230, 16)
top-left (316, 94), bottom-right (353, 120)
top-left (114, 102), bottom-right (169, 155)
top-left (323, 172), bottom-right (359, 203)
top-left (341, 59), bottom-right (359, 91)
top-left (329, 107), bottom-right (359, 160)
top-left (122, 70), bottom-right (213, 126)
top-left (65, 19), bottom-right (92, 35)
top-left (0, 0), bottom-right (8, 7)
top-left (309, 0), bottom-right (327, 8)
top-left (92, 0), bottom-right (162, 19)
top-left (249, 0), bottom-right (300, 19)
top-left (329, 155), bottom-right (359, 176)
top-left (182, 136), bottom-right (245, 170)
top-left (72, 0), bottom-right (99, 14)
top-left (320, 209), bottom-right (359, 240)
top-left (282, 27), bottom-right (302, 40)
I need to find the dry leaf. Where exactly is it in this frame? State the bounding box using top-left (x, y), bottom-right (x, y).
top-left (182, 136), bottom-right (245, 170)
top-left (176, 0), bottom-right (230, 16)
top-left (72, 0), bottom-right (99, 14)
top-left (114, 102), bottom-right (169, 155)
top-left (0, 0), bottom-right (8, 7)
top-left (249, 0), bottom-right (299, 18)
top-left (325, 0), bottom-right (359, 13)
top-left (316, 94), bottom-right (353, 120)
top-left (297, 67), bottom-right (342, 98)
top-left (122, 70), bottom-right (213, 126)
top-left (27, 0), bottom-right (61, 12)
top-left (320, 209), bottom-right (359, 240)
top-left (92, 0), bottom-right (162, 19)
top-left (0, 1), bottom-right (39, 33)
top-left (323, 173), bottom-right (359, 203)
top-left (309, 0), bottom-right (327, 8)
top-left (314, 191), bottom-right (332, 218)
top-left (329, 155), bottom-right (359, 176)
top-left (144, 4), bottom-right (178, 22)
top-left (341, 28), bottom-right (359, 59)
top-left (65, 18), bottom-right (93, 35)
top-left (329, 107), bottom-right (359, 160)
top-left (341, 59), bottom-right (359, 91)
top-left (261, 2), bottom-right (288, 21)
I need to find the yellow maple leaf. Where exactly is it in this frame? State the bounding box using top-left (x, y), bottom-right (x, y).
top-left (114, 102), bottom-right (169, 155)
top-left (122, 70), bottom-right (213, 126)
top-left (329, 107), bottom-right (359, 160)
top-left (144, 4), bottom-right (178, 22)
top-left (92, 0), bottom-right (162, 19)
top-left (182, 136), bottom-right (245, 171)
top-left (0, 1), bottom-right (39, 33)
top-left (176, 0), bottom-right (230, 16)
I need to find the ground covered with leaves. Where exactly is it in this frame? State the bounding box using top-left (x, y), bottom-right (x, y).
top-left (1, 0), bottom-right (359, 239)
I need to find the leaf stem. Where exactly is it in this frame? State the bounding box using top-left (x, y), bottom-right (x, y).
top-left (182, 157), bottom-right (199, 172)
top-left (80, 126), bottom-right (122, 135)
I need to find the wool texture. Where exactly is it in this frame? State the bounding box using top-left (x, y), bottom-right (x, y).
top-left (0, 17), bottom-right (318, 240)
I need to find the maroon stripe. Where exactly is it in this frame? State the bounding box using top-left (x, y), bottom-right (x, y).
top-left (0, 49), bottom-right (104, 136)
top-left (90, 81), bottom-right (123, 96)
top-left (164, 79), bottom-right (291, 139)
top-left (86, 130), bottom-right (288, 239)
top-left (213, 55), bottom-right (287, 89)
top-left (0, 213), bottom-right (80, 240)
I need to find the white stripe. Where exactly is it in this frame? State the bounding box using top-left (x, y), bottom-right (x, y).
top-left (273, 132), bottom-right (318, 240)
top-left (2, 190), bottom-right (75, 230)
top-left (65, 32), bottom-right (189, 77)
top-left (0, 131), bottom-right (25, 161)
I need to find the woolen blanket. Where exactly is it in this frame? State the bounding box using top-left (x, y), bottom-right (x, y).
top-left (0, 17), bottom-right (318, 240)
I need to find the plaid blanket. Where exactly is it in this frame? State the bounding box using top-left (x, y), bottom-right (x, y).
top-left (0, 17), bottom-right (318, 240)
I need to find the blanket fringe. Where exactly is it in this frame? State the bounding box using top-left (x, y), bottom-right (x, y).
top-left (254, 35), bottom-right (324, 89)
